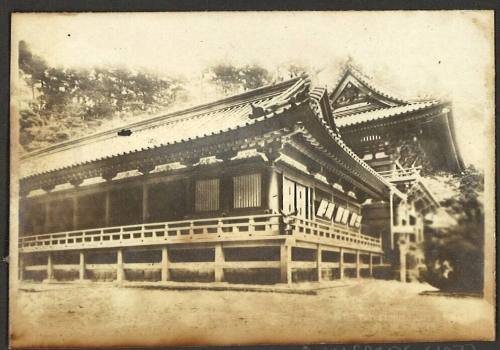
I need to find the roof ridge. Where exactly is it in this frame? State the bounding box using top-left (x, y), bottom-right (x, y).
top-left (334, 100), bottom-right (441, 119)
top-left (336, 100), bottom-right (444, 128)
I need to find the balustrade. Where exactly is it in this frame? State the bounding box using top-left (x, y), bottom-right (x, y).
top-left (19, 213), bottom-right (382, 254)
top-left (286, 216), bottom-right (382, 253)
top-left (19, 214), bottom-right (281, 252)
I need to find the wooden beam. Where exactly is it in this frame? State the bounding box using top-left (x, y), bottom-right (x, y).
top-left (25, 265), bottom-right (49, 271)
top-left (168, 262), bottom-right (214, 270)
top-left (290, 261), bottom-right (316, 269)
top-left (123, 263), bottom-right (161, 270)
top-left (322, 262), bottom-right (340, 268)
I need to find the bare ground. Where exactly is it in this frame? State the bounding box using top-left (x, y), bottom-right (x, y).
top-left (10, 280), bottom-right (495, 348)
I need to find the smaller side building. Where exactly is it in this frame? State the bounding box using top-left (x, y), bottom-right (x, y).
top-left (329, 62), bottom-right (464, 281)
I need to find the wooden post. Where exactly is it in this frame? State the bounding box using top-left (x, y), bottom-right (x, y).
top-left (73, 196), bottom-right (79, 230)
top-left (46, 253), bottom-right (54, 281)
top-left (389, 190), bottom-right (394, 250)
top-left (184, 178), bottom-right (193, 216)
top-left (316, 244), bottom-right (322, 282)
top-left (280, 242), bottom-right (292, 284)
top-left (399, 245), bottom-right (407, 283)
top-left (214, 243), bottom-right (224, 282)
top-left (369, 253), bottom-right (373, 277)
top-left (18, 254), bottom-right (24, 282)
top-left (79, 252), bottom-right (86, 281)
top-left (44, 201), bottom-right (51, 233)
top-left (105, 190), bottom-right (111, 226)
top-left (142, 183), bottom-right (149, 222)
top-left (356, 250), bottom-right (361, 278)
top-left (116, 249), bottom-right (124, 282)
top-left (339, 248), bottom-right (344, 279)
top-left (267, 167), bottom-right (280, 214)
top-left (161, 247), bottom-right (170, 282)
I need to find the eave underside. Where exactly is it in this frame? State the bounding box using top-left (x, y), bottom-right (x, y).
top-left (339, 106), bottom-right (464, 173)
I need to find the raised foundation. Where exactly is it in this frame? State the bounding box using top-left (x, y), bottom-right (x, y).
top-left (19, 240), bottom-right (383, 285)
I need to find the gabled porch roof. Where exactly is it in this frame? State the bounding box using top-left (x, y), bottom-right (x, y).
top-left (329, 62), bottom-right (464, 173)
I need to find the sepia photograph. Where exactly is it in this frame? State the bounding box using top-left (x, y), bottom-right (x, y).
top-left (8, 11), bottom-right (495, 348)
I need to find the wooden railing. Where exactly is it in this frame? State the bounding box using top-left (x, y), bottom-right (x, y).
top-left (19, 213), bottom-right (383, 254)
top-left (286, 216), bottom-right (382, 253)
top-left (378, 167), bottom-right (421, 182)
top-left (18, 214), bottom-right (281, 253)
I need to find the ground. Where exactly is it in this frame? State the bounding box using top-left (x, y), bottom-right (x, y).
top-left (10, 280), bottom-right (494, 348)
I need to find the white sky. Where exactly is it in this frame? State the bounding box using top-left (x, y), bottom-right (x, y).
top-left (11, 11), bottom-right (494, 169)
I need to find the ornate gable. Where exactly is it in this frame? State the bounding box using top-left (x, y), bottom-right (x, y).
top-left (332, 82), bottom-right (386, 111)
top-left (330, 64), bottom-right (409, 118)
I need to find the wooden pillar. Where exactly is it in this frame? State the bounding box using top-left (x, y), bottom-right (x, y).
top-left (214, 243), bottom-right (224, 282)
top-left (73, 196), bottom-right (79, 230)
top-left (267, 167), bottom-right (280, 214)
top-left (389, 190), bottom-right (394, 250)
top-left (79, 252), bottom-right (86, 281)
top-left (220, 172), bottom-right (232, 214)
top-left (44, 201), bottom-right (51, 233)
top-left (142, 183), bottom-right (149, 222)
top-left (116, 249), bottom-right (124, 282)
top-left (184, 178), bottom-right (193, 216)
top-left (316, 244), bottom-right (322, 282)
top-left (355, 250), bottom-right (361, 278)
top-left (46, 253), bottom-right (54, 281)
top-left (399, 245), bottom-right (407, 283)
top-left (339, 248), bottom-right (344, 279)
top-left (161, 247), bottom-right (170, 282)
top-left (369, 253), bottom-right (373, 277)
top-left (105, 190), bottom-right (111, 226)
top-left (18, 254), bottom-right (24, 281)
top-left (280, 242), bottom-right (292, 284)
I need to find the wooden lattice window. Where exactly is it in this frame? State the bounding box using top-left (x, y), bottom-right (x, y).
top-left (195, 178), bottom-right (220, 212)
top-left (233, 173), bottom-right (261, 208)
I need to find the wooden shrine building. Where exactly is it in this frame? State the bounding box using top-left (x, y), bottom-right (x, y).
top-left (17, 63), bottom-right (463, 285)
top-left (328, 62), bottom-right (464, 281)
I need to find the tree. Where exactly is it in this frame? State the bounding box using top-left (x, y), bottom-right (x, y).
top-left (423, 165), bottom-right (484, 293)
top-left (17, 42), bottom-right (185, 151)
top-left (208, 63), bottom-right (272, 94)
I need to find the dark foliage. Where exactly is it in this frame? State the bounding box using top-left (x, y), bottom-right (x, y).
top-left (208, 63), bottom-right (272, 94)
top-left (423, 165), bottom-right (484, 293)
top-left (18, 41), bottom-right (185, 151)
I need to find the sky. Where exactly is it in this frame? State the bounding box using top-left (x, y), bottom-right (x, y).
top-left (11, 11), bottom-right (494, 169)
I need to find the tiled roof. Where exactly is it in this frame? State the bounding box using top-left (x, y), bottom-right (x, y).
top-left (20, 77), bottom-right (309, 179)
top-left (335, 101), bottom-right (441, 128)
